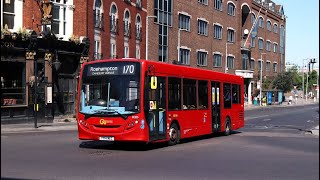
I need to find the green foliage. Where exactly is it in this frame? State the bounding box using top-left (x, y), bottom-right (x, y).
top-left (273, 69), bottom-right (318, 93)
top-left (272, 71), bottom-right (295, 93)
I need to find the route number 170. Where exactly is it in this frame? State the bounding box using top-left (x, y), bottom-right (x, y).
top-left (122, 65), bottom-right (135, 74)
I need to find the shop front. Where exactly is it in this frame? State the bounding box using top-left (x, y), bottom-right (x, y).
top-left (1, 31), bottom-right (89, 124)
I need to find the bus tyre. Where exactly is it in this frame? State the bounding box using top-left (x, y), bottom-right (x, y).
top-left (223, 118), bottom-right (231, 136)
top-left (168, 123), bottom-right (180, 146)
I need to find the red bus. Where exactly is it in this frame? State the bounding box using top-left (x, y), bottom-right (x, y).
top-left (76, 59), bottom-right (244, 145)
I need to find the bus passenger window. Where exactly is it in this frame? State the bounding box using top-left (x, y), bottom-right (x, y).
top-left (198, 80), bottom-right (208, 109)
top-left (168, 77), bottom-right (181, 110)
top-left (223, 83), bottom-right (231, 109)
top-left (183, 79), bottom-right (196, 109)
top-left (232, 84), bottom-right (240, 104)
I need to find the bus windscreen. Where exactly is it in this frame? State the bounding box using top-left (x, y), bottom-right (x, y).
top-left (79, 62), bottom-right (141, 117)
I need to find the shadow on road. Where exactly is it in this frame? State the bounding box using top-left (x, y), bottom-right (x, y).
top-left (78, 131), bottom-right (242, 151)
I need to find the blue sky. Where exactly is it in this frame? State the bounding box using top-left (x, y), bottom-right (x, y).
top-left (274, 0), bottom-right (319, 67)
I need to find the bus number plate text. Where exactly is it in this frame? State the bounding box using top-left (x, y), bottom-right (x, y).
top-left (99, 136), bottom-right (114, 141)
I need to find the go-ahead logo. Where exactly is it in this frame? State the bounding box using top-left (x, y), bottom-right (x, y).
top-left (100, 119), bottom-right (113, 125)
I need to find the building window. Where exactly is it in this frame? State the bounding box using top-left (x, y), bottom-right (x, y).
top-left (179, 13), bottom-right (190, 31)
top-left (2, 0), bottom-right (15, 29)
top-left (258, 17), bottom-right (264, 28)
top-left (214, 24), bottom-right (222, 39)
top-left (94, 40), bottom-right (101, 60)
top-left (267, 20), bottom-right (271, 31)
top-left (136, 46), bottom-right (140, 59)
top-left (198, 19), bottom-right (208, 36)
top-left (274, 24), bottom-right (278, 33)
top-left (251, 13), bottom-right (256, 24)
top-left (250, 59), bottom-right (255, 70)
top-left (198, 0), bottom-right (208, 5)
top-left (227, 3), bottom-right (235, 16)
top-left (94, 0), bottom-right (103, 30)
top-left (266, 41), bottom-right (271, 51)
top-left (1, 61), bottom-right (26, 107)
top-left (155, 0), bottom-right (173, 62)
top-left (136, 0), bottom-right (142, 9)
top-left (197, 51), bottom-right (207, 66)
top-left (258, 60), bottom-right (262, 71)
top-left (227, 56), bottom-right (234, 69)
top-left (179, 48), bottom-right (190, 65)
top-left (251, 37), bottom-right (255, 47)
top-left (51, 0), bottom-right (69, 36)
top-left (273, 43), bottom-right (278, 53)
top-left (124, 10), bottom-right (131, 37)
top-left (242, 53), bottom-right (249, 70)
top-left (227, 29), bottom-right (235, 42)
top-left (154, 0), bottom-right (172, 26)
top-left (213, 54), bottom-right (222, 67)
top-left (168, 77), bottom-right (181, 110)
top-left (124, 45), bottom-right (129, 58)
top-left (135, 15), bottom-right (142, 40)
top-left (258, 38), bottom-right (264, 49)
top-left (266, 61), bottom-right (271, 71)
top-left (280, 25), bottom-right (285, 54)
top-left (214, 0), bottom-right (222, 11)
top-left (273, 63), bottom-right (277, 72)
top-left (110, 4), bottom-right (117, 33)
top-left (111, 43), bottom-right (116, 58)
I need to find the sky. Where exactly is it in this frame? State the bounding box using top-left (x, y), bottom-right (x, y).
top-left (274, 0), bottom-right (319, 67)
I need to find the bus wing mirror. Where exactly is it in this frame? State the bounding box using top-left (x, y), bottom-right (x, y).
top-left (151, 76), bottom-right (157, 89)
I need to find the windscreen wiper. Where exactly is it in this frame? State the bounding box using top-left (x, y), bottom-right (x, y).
top-left (82, 109), bottom-right (128, 120)
top-left (102, 108), bottom-right (128, 120)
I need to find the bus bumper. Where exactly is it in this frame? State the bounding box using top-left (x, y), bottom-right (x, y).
top-left (77, 122), bottom-right (149, 142)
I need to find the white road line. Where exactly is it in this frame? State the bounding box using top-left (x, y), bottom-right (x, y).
top-left (246, 115), bottom-right (270, 120)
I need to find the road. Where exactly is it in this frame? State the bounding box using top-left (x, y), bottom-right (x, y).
top-left (1, 104), bottom-right (319, 180)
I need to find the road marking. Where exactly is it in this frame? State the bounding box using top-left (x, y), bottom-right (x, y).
top-left (246, 115), bottom-right (270, 120)
top-left (263, 118), bottom-right (272, 121)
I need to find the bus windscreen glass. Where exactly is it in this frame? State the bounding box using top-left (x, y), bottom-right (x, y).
top-left (79, 62), bottom-right (141, 117)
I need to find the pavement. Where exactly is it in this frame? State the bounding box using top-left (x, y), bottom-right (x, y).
top-left (1, 98), bottom-right (319, 136)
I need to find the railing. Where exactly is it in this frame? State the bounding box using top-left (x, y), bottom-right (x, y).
top-left (124, 21), bottom-right (131, 38)
top-left (94, 13), bottom-right (103, 30)
top-left (136, 27), bottom-right (142, 41)
top-left (110, 18), bottom-right (117, 33)
top-left (93, 52), bottom-right (103, 60)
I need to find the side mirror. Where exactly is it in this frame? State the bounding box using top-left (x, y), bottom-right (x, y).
top-left (151, 76), bottom-right (157, 89)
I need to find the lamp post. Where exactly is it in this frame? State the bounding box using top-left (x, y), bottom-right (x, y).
top-left (225, 43), bottom-right (233, 73)
top-left (177, 28), bottom-right (187, 63)
top-left (145, 16), bottom-right (157, 60)
top-left (302, 58), bottom-right (308, 99)
top-left (260, 53), bottom-right (266, 106)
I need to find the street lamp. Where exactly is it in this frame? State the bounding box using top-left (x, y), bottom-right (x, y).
top-left (177, 28), bottom-right (187, 63)
top-left (306, 58), bottom-right (317, 101)
top-left (302, 58), bottom-right (308, 99)
top-left (145, 16), bottom-right (157, 60)
top-left (225, 42), bottom-right (233, 73)
top-left (260, 53), bottom-right (266, 106)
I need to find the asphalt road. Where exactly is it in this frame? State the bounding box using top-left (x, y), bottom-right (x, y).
top-left (1, 104), bottom-right (319, 180)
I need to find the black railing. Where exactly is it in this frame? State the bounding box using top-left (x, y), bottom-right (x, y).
top-left (136, 27), bottom-right (142, 41)
top-left (93, 52), bottom-right (103, 60)
top-left (124, 22), bottom-right (131, 37)
top-left (110, 18), bottom-right (117, 33)
top-left (94, 12), bottom-right (104, 30)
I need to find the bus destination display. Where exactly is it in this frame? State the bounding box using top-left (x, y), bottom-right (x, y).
top-left (87, 64), bottom-right (136, 76)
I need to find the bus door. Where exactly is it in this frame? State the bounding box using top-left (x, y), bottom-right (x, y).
top-left (146, 77), bottom-right (167, 141)
top-left (211, 81), bottom-right (221, 133)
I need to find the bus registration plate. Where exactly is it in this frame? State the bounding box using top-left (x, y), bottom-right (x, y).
top-left (99, 136), bottom-right (114, 141)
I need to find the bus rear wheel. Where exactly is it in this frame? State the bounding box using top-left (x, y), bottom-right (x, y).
top-left (223, 118), bottom-right (231, 136)
top-left (168, 123), bottom-right (180, 146)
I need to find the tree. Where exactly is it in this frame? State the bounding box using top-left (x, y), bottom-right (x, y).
top-left (272, 71), bottom-right (295, 93)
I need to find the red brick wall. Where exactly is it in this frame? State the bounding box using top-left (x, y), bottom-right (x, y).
top-left (23, 0), bottom-right (42, 33)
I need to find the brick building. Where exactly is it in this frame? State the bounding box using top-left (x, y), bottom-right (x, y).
top-left (146, 0), bottom-right (286, 104)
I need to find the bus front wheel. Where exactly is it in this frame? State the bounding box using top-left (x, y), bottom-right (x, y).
top-left (168, 123), bottom-right (180, 146)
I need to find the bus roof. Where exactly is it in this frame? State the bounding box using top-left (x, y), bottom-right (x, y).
top-left (82, 59), bottom-right (243, 83)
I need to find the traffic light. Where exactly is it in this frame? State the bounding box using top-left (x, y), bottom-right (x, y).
top-left (38, 68), bottom-right (45, 83)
